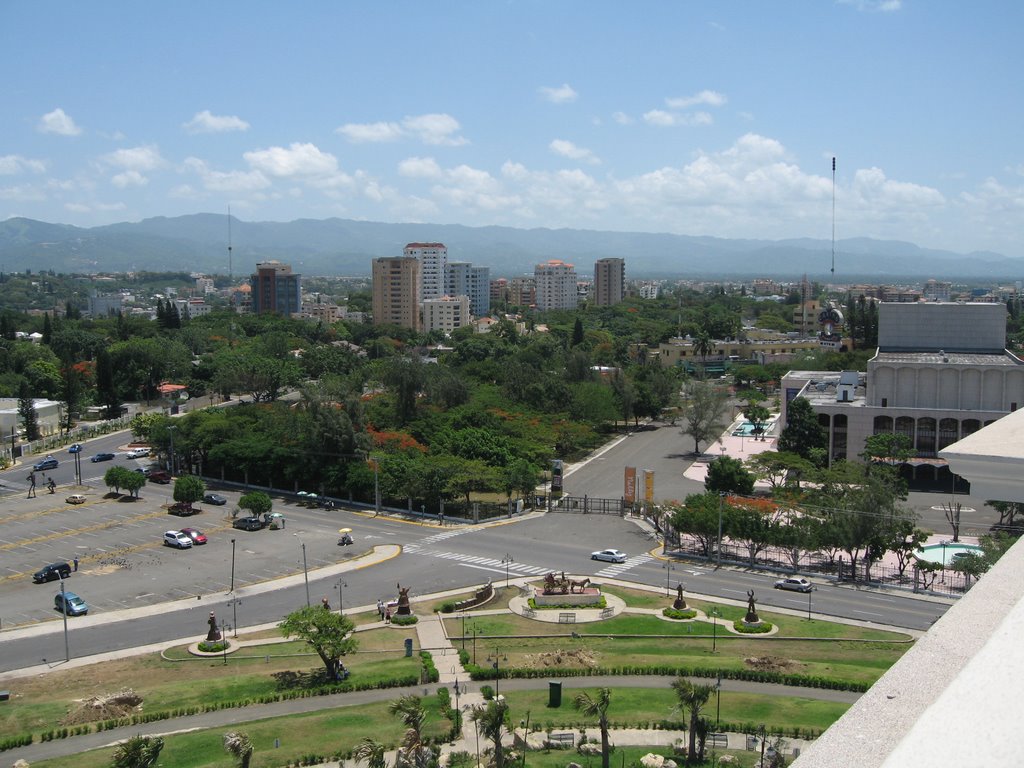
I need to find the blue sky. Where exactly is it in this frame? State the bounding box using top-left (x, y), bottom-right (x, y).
top-left (2, 1), bottom-right (1023, 257)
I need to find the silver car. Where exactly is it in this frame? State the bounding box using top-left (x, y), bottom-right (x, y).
top-left (774, 577), bottom-right (813, 593)
top-left (163, 530), bottom-right (193, 549)
top-left (591, 549), bottom-right (628, 563)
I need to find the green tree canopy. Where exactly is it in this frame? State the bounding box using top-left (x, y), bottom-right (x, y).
top-left (279, 605), bottom-right (357, 681)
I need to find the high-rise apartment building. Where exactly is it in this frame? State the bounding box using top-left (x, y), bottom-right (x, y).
top-left (446, 261), bottom-right (491, 316)
top-left (372, 256), bottom-right (421, 331)
top-left (508, 276), bottom-right (536, 307)
top-left (404, 242), bottom-right (447, 301)
top-left (422, 296), bottom-right (470, 334)
top-left (534, 260), bottom-right (578, 311)
top-left (592, 258), bottom-right (625, 306)
top-left (250, 261), bottom-right (301, 315)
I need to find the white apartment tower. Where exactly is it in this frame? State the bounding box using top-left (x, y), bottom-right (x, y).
top-left (534, 260), bottom-right (578, 311)
top-left (405, 242), bottom-right (447, 301)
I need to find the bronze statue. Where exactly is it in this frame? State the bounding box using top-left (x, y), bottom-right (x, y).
top-left (396, 583), bottom-right (412, 615)
top-left (542, 572), bottom-right (570, 595)
top-left (744, 589), bottom-right (760, 624)
top-left (673, 583), bottom-right (687, 610)
top-left (206, 611), bottom-right (222, 642)
top-left (569, 577), bottom-right (590, 593)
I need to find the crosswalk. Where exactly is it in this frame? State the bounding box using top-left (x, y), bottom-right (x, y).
top-left (593, 553), bottom-right (655, 578)
top-left (403, 541), bottom-right (654, 579)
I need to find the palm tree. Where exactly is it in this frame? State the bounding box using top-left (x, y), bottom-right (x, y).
top-left (573, 688), bottom-right (612, 768)
top-left (389, 695), bottom-right (433, 768)
top-left (222, 731), bottom-right (254, 768)
top-left (693, 328), bottom-right (716, 374)
top-left (469, 698), bottom-right (509, 768)
top-left (672, 677), bottom-right (716, 761)
top-left (353, 737), bottom-right (389, 768)
top-left (111, 735), bottom-right (164, 768)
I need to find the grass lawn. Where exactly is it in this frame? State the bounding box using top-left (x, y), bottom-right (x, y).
top-left (28, 698), bottom-right (454, 768)
top-left (519, 745), bottom-right (773, 768)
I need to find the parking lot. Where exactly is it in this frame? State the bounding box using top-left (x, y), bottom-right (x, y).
top-left (0, 484), bottom-right (369, 628)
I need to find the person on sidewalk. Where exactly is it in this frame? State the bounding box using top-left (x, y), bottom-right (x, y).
top-left (73, 557), bottom-right (79, 572)
top-left (385, 608), bottom-right (392, 624)
top-left (27, 471), bottom-right (36, 498)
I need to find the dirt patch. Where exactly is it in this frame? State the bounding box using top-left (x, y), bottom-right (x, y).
top-left (743, 655), bottom-right (804, 672)
top-left (62, 688), bottom-right (143, 725)
top-left (523, 648), bottom-right (599, 669)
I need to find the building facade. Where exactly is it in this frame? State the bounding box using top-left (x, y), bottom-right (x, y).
top-left (508, 276), bottom-right (536, 308)
top-left (250, 261), bottom-right (301, 316)
top-left (446, 262), bottom-right (491, 317)
top-left (421, 296), bottom-right (470, 334)
top-left (405, 242), bottom-right (447, 301)
top-left (372, 256), bottom-right (421, 331)
top-left (592, 258), bottom-right (625, 306)
top-left (534, 260), bottom-right (578, 311)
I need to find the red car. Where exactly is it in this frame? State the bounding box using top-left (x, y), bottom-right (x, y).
top-left (179, 527), bottom-right (207, 545)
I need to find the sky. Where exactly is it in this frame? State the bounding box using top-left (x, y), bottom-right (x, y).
top-left (2, 1), bottom-right (1023, 257)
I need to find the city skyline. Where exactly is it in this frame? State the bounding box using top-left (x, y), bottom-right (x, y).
top-left (3, 1), bottom-right (1023, 258)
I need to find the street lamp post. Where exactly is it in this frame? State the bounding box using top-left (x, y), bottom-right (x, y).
top-left (489, 649), bottom-right (507, 698)
top-left (710, 607), bottom-right (720, 653)
top-left (58, 576), bottom-right (69, 662)
top-left (501, 554), bottom-right (514, 588)
top-left (461, 611), bottom-right (468, 650)
top-left (295, 535), bottom-right (310, 607)
top-left (230, 538), bottom-right (236, 593)
top-left (662, 562), bottom-right (675, 596)
top-left (335, 579), bottom-right (347, 614)
top-left (167, 425), bottom-right (177, 475)
top-left (716, 671), bottom-right (722, 728)
top-left (716, 492), bottom-right (725, 569)
top-left (807, 586), bottom-right (816, 621)
top-left (227, 597), bottom-right (240, 638)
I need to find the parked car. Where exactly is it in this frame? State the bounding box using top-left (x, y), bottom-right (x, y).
top-left (67, 443), bottom-right (82, 454)
top-left (590, 548), bottom-right (628, 563)
top-left (774, 576), bottom-right (813, 593)
top-left (55, 591), bottom-right (88, 616)
top-left (33, 562), bottom-right (71, 583)
top-left (203, 493), bottom-right (227, 506)
top-left (148, 470), bottom-right (172, 484)
top-left (33, 457), bottom-right (59, 471)
top-left (163, 530), bottom-right (193, 549)
top-left (90, 452), bottom-right (116, 463)
top-left (180, 527), bottom-right (207, 545)
top-left (232, 516), bottom-right (265, 531)
top-left (127, 447), bottom-right (151, 459)
top-left (168, 502), bottom-right (199, 517)
top-left (66, 494), bottom-right (87, 504)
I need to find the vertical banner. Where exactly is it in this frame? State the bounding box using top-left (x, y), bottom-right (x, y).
top-left (624, 466), bottom-right (636, 504)
top-left (551, 459), bottom-right (564, 493)
top-left (643, 469), bottom-right (655, 503)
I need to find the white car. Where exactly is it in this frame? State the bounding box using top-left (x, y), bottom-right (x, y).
top-left (591, 549), bottom-right (628, 563)
top-left (127, 447), bottom-right (151, 459)
top-left (163, 530), bottom-right (193, 549)
top-left (774, 576), bottom-right (813, 593)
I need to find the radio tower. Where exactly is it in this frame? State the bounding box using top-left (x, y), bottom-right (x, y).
top-left (227, 206), bottom-right (233, 283)
top-left (831, 157), bottom-right (836, 277)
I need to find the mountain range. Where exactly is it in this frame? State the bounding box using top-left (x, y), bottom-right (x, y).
top-left (0, 214), bottom-right (1019, 282)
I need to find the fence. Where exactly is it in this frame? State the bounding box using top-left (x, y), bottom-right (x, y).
top-left (550, 495), bottom-right (627, 515)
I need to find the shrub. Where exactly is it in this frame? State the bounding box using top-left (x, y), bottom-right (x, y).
top-left (732, 620), bottom-right (773, 634)
top-left (391, 614), bottom-right (418, 626)
top-left (661, 607), bottom-right (697, 620)
top-left (438, 601), bottom-right (457, 613)
top-left (480, 684), bottom-right (495, 700)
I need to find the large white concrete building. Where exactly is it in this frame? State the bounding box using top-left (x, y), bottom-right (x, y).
top-left (534, 260), bottom-right (578, 311)
top-left (421, 296), bottom-right (470, 335)
top-left (405, 242), bottom-right (447, 301)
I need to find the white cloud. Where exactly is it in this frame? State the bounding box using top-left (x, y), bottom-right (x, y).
top-left (38, 108), bottom-right (82, 136)
top-left (398, 157), bottom-right (443, 179)
top-left (184, 157), bottom-right (271, 193)
top-left (111, 170), bottom-right (148, 188)
top-left (0, 155), bottom-right (47, 175)
top-left (336, 121), bottom-right (404, 143)
top-left (336, 113), bottom-right (467, 146)
top-left (643, 110), bottom-right (713, 127)
top-left (100, 145), bottom-right (165, 171)
top-left (538, 83), bottom-right (578, 104)
top-left (643, 110), bottom-right (676, 127)
top-left (665, 90), bottom-right (727, 109)
top-left (183, 110), bottom-right (250, 134)
top-left (612, 112), bottom-right (634, 125)
top-left (839, 0), bottom-right (902, 11)
top-left (0, 184), bottom-right (47, 202)
top-left (244, 142), bottom-right (339, 177)
top-left (549, 139), bottom-right (600, 165)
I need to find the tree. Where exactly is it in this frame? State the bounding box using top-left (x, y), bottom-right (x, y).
top-left (743, 402), bottom-right (771, 442)
top-left (985, 500), bottom-right (1024, 532)
top-left (777, 397), bottom-right (828, 464)
top-left (122, 470), bottom-right (146, 498)
top-left (667, 494), bottom-right (725, 558)
top-left (574, 688), bottom-right (612, 768)
top-left (17, 381), bottom-right (40, 441)
top-left (279, 605), bottom-right (357, 681)
top-left (943, 499), bottom-right (963, 542)
top-left (704, 455), bottom-right (755, 496)
top-left (104, 465), bottom-right (133, 495)
top-left (672, 677), bottom-right (716, 761)
top-left (173, 475), bottom-right (206, 512)
top-left (353, 738), bottom-right (389, 768)
top-left (239, 490), bottom-right (273, 519)
top-left (223, 731), bottom-right (254, 768)
top-left (389, 695), bottom-right (435, 768)
top-left (111, 735), bottom-right (164, 768)
top-left (745, 451), bottom-right (813, 491)
top-left (693, 327), bottom-right (715, 369)
top-left (679, 380), bottom-right (729, 455)
top-left (469, 698), bottom-right (509, 768)
top-left (861, 433), bottom-right (914, 465)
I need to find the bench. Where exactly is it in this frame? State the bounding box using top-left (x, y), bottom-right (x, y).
top-left (522, 607), bottom-right (536, 618)
top-left (547, 732), bottom-right (575, 748)
top-left (600, 607), bottom-right (615, 619)
top-left (558, 612), bottom-right (576, 624)
top-left (707, 733), bottom-right (728, 748)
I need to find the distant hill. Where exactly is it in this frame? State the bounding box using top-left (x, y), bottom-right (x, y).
top-left (0, 214), bottom-right (1019, 281)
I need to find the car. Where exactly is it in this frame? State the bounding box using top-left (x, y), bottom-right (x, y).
top-left (90, 452), bottom-right (116, 463)
top-left (168, 502), bottom-right (199, 517)
top-left (127, 447), bottom-right (151, 459)
top-left (33, 562), bottom-right (71, 583)
top-left (67, 443), bottom-right (82, 454)
top-left (591, 549), bottom-right (628, 563)
top-left (33, 457), bottom-right (59, 471)
top-left (232, 516), bottom-right (265, 531)
top-left (55, 591), bottom-right (88, 616)
top-left (163, 530), bottom-right (193, 549)
top-left (203, 493), bottom-right (227, 506)
top-left (148, 470), bottom-right (172, 484)
top-left (66, 493), bottom-right (87, 504)
top-left (774, 577), bottom-right (813, 593)
top-left (180, 527), bottom-right (207, 545)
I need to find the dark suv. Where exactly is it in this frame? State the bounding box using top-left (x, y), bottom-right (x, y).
top-left (33, 562), bottom-right (71, 583)
top-left (232, 516), bottom-right (265, 531)
top-left (148, 470), bottom-right (172, 484)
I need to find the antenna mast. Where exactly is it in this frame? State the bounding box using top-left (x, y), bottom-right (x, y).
top-left (831, 157), bottom-right (836, 276)
top-left (225, 207), bottom-right (231, 282)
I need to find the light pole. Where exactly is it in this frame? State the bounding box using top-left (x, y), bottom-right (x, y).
top-left (662, 561), bottom-right (675, 596)
top-left (941, 540), bottom-right (949, 583)
top-left (807, 586), bottom-right (816, 621)
top-left (335, 579), bottom-right (347, 614)
top-left (716, 671), bottom-right (722, 728)
top-left (230, 538), bottom-right (236, 593)
top-left (167, 425), bottom-right (177, 475)
top-left (461, 611), bottom-right (468, 650)
top-left (710, 607), bottom-right (720, 653)
top-left (58, 576), bottom-right (70, 662)
top-left (716, 492), bottom-right (726, 568)
top-left (759, 724), bottom-right (767, 767)
top-left (489, 649), bottom-right (507, 698)
top-left (294, 535), bottom-right (310, 607)
top-left (501, 554), bottom-right (514, 588)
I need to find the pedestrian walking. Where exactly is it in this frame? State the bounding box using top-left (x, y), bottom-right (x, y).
top-left (384, 608), bottom-right (392, 624)
top-left (47, 477), bottom-right (56, 494)
top-left (73, 557), bottom-right (79, 572)
top-left (377, 600), bottom-right (384, 620)
top-left (27, 471), bottom-right (36, 499)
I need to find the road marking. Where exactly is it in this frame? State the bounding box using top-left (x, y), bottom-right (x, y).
top-left (458, 563), bottom-right (508, 575)
top-left (853, 609), bottom-right (885, 617)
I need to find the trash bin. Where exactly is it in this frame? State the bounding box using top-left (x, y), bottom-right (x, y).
top-left (548, 680), bottom-right (562, 708)
top-left (404, 638), bottom-right (413, 658)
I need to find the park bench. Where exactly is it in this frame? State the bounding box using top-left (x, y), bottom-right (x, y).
top-left (707, 733), bottom-right (728, 749)
top-left (558, 612), bottom-right (576, 623)
top-left (600, 606), bottom-right (615, 619)
top-left (522, 607), bottom-right (536, 618)
top-left (547, 732), bottom-right (575, 748)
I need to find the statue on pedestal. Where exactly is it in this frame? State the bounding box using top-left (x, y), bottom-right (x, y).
top-left (673, 583), bottom-right (687, 610)
top-left (744, 590), bottom-right (760, 624)
top-left (396, 583), bottom-right (412, 616)
top-left (206, 611), bottom-right (222, 642)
